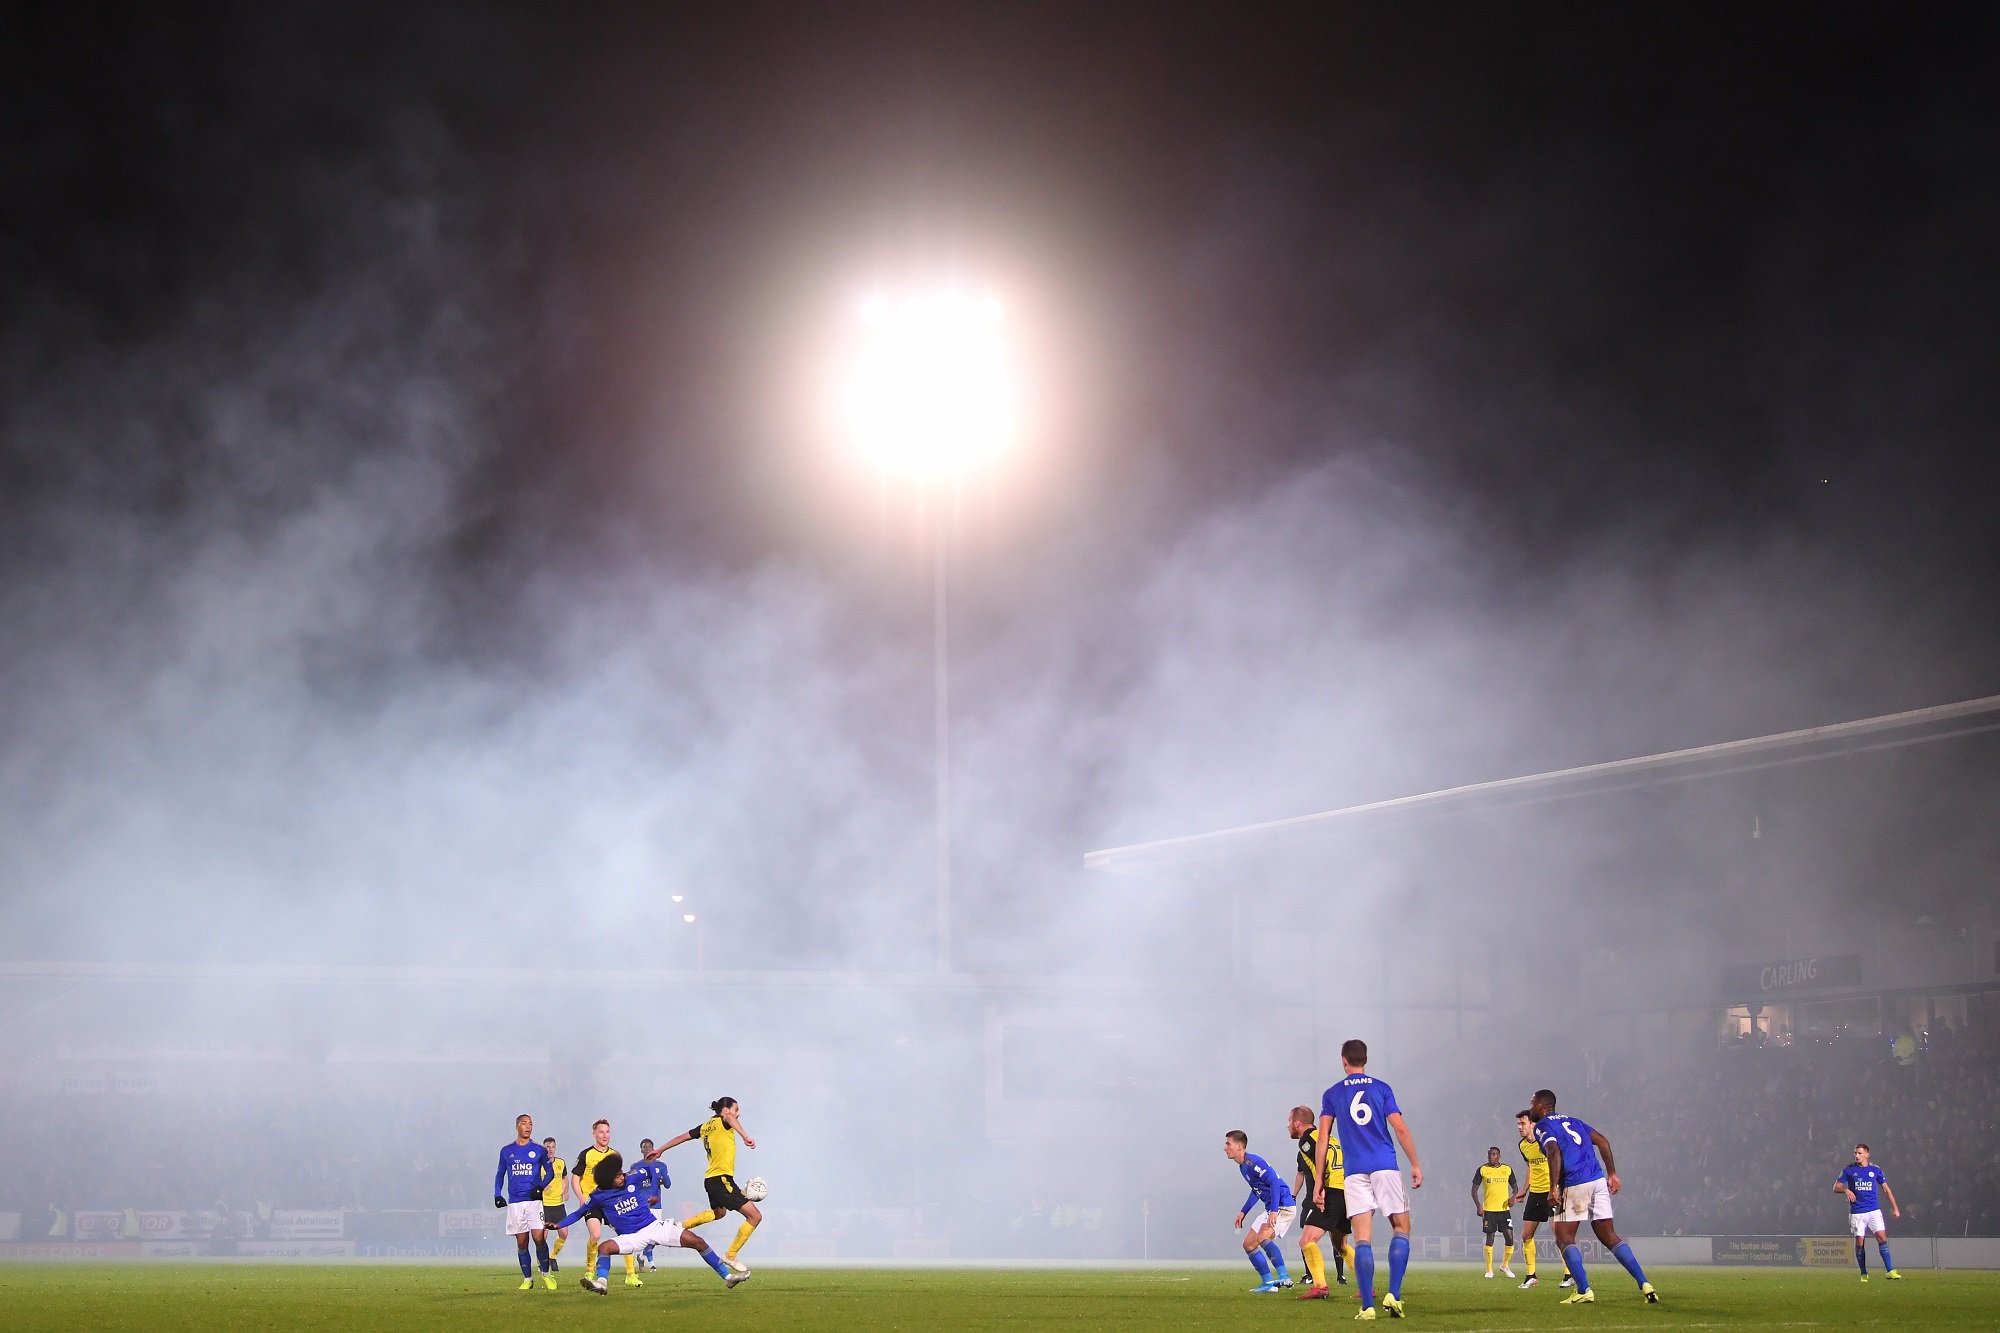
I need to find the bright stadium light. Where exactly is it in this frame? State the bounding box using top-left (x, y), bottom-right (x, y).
top-left (826, 276), bottom-right (1029, 973)
top-left (839, 285), bottom-right (1019, 481)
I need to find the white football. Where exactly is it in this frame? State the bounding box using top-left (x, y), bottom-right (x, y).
top-left (742, 1176), bottom-right (769, 1202)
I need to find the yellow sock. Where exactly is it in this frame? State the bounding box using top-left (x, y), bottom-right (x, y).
top-left (625, 1253), bottom-right (638, 1277)
top-left (726, 1221), bottom-right (756, 1260)
top-left (1303, 1240), bottom-right (1327, 1288)
top-left (683, 1209), bottom-right (719, 1228)
top-left (1484, 1243), bottom-right (1494, 1272)
top-left (1525, 1244), bottom-right (1537, 1276)
top-left (1342, 1238), bottom-right (1355, 1270)
top-left (1502, 1242), bottom-right (1514, 1269)
top-left (551, 1231), bottom-right (565, 1257)
top-left (583, 1240), bottom-right (597, 1268)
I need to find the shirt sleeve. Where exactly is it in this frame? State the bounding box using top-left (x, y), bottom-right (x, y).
top-left (494, 1150), bottom-right (507, 1199)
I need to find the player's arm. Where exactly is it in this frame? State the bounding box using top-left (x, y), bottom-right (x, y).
top-left (493, 1151), bottom-right (508, 1207)
top-left (1514, 1143), bottom-right (1530, 1203)
top-left (1313, 1114), bottom-right (1334, 1208)
top-left (1471, 1169), bottom-right (1484, 1213)
top-left (648, 1131), bottom-right (696, 1158)
top-left (724, 1104), bottom-right (757, 1150)
top-left (1589, 1128), bottom-right (1620, 1194)
top-left (1834, 1173), bottom-right (1855, 1201)
top-left (1880, 1179), bottom-right (1900, 1219)
top-left (1387, 1111), bottom-right (1421, 1188)
top-left (1538, 1131), bottom-right (1563, 1206)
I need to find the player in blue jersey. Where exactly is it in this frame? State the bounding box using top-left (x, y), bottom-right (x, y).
top-left (1834, 1143), bottom-right (1902, 1280)
top-left (1224, 1130), bottom-right (1296, 1292)
top-left (493, 1113), bottom-right (557, 1290)
top-left (1526, 1088), bottom-right (1658, 1306)
top-left (1315, 1039), bottom-right (1422, 1321)
top-left (626, 1139), bottom-right (671, 1273)
top-left (555, 1152), bottom-right (750, 1294)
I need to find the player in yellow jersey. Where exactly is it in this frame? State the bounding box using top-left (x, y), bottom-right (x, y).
top-left (1514, 1111), bottom-right (1559, 1288)
top-left (539, 1137), bottom-right (571, 1269)
top-left (1471, 1147), bottom-right (1518, 1278)
top-left (1287, 1105), bottom-right (1352, 1299)
top-left (650, 1096), bottom-right (761, 1275)
top-left (576, 1119), bottom-right (643, 1287)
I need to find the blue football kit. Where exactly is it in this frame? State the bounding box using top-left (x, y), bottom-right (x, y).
top-left (1237, 1152), bottom-right (1295, 1216)
top-left (1838, 1164), bottom-right (1886, 1212)
top-left (495, 1141), bottom-right (554, 1204)
top-left (557, 1184), bottom-right (655, 1236)
top-left (627, 1158), bottom-right (670, 1208)
top-left (1323, 1074), bottom-right (1401, 1175)
top-left (1534, 1114), bottom-right (1605, 1188)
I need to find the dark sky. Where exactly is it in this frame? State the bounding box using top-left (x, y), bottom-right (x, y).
top-left (2, 2), bottom-right (1997, 968)
top-left (9, 1), bottom-right (1999, 583)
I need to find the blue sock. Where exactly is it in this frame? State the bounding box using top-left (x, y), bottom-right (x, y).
top-left (516, 1246), bottom-right (531, 1278)
top-left (1261, 1239), bottom-right (1289, 1279)
top-left (1355, 1240), bottom-right (1376, 1307)
top-left (595, 1253), bottom-right (611, 1281)
top-left (1879, 1242), bottom-right (1893, 1271)
top-left (1388, 1234), bottom-right (1410, 1298)
top-left (1563, 1244), bottom-right (1590, 1294)
top-left (1856, 1244), bottom-right (1868, 1274)
top-left (1612, 1241), bottom-right (1646, 1286)
top-left (700, 1247), bottom-right (730, 1277)
top-left (534, 1235), bottom-right (551, 1272)
top-left (1248, 1246), bottom-right (1272, 1279)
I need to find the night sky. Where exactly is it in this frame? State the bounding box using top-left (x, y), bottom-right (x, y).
top-left (3, 2), bottom-right (1997, 963)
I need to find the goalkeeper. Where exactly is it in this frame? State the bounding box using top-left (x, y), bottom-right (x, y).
top-left (554, 1153), bottom-right (750, 1294)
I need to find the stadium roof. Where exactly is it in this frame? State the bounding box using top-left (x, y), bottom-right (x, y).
top-left (1083, 692), bottom-right (2000, 873)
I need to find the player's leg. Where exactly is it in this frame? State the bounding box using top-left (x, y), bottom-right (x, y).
top-left (1346, 1174), bottom-right (1378, 1312)
top-left (1365, 1170), bottom-right (1410, 1314)
top-left (584, 1215), bottom-right (602, 1273)
top-left (531, 1222), bottom-right (554, 1284)
top-left (1298, 1223), bottom-right (1329, 1295)
top-left (1243, 1213), bottom-right (1278, 1289)
top-left (1519, 1217), bottom-right (1539, 1284)
top-left (1552, 1209), bottom-right (1591, 1300)
top-left (1873, 1221), bottom-right (1898, 1277)
top-left (1588, 1184), bottom-right (1652, 1297)
top-left (1262, 1208), bottom-right (1294, 1286)
top-left (543, 1206), bottom-right (567, 1267)
top-left (514, 1227), bottom-right (534, 1285)
top-left (1483, 1215), bottom-right (1496, 1276)
top-left (1383, 1208), bottom-right (1411, 1312)
top-left (1333, 1199), bottom-right (1353, 1284)
top-left (724, 1199), bottom-right (763, 1272)
top-left (1500, 1215), bottom-right (1516, 1276)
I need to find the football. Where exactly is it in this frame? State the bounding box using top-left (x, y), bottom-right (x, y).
top-left (742, 1176), bottom-right (769, 1202)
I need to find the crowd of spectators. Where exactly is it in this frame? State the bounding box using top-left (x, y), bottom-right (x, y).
top-left (1598, 1017), bottom-right (2000, 1237)
top-left (0, 1082), bottom-right (531, 1221)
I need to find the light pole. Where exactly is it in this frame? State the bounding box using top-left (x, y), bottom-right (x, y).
top-left (838, 284), bottom-right (1019, 972)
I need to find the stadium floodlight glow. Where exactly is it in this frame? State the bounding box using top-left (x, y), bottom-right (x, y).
top-left (838, 285), bottom-right (1018, 482)
top-left (682, 913), bottom-right (697, 925)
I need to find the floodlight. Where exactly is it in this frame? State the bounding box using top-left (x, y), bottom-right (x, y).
top-left (839, 285), bottom-right (1018, 481)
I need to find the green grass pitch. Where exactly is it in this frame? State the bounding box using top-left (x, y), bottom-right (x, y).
top-left (3, 1263), bottom-right (1998, 1330)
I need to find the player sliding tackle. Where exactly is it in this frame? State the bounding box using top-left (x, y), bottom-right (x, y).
top-left (1526, 1088), bottom-right (1659, 1305)
top-left (553, 1152), bottom-right (751, 1294)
